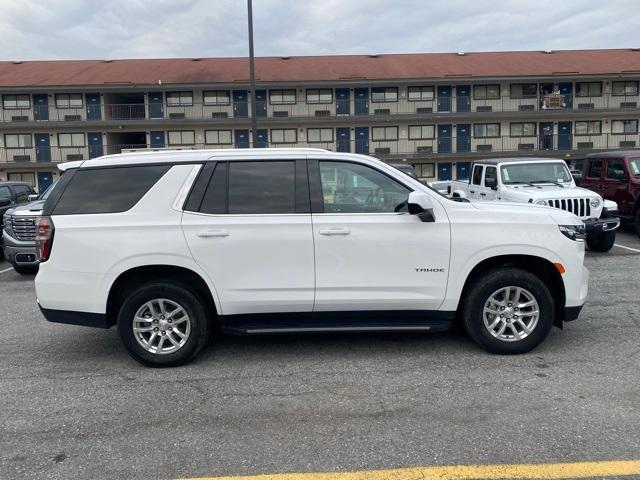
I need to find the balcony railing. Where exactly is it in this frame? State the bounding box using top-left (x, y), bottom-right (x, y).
top-left (1, 133), bottom-right (638, 165)
top-left (1, 94), bottom-right (639, 123)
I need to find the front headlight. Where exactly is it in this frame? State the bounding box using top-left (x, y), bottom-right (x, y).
top-left (535, 199), bottom-right (547, 206)
top-left (590, 197), bottom-right (601, 208)
top-left (559, 224), bottom-right (586, 241)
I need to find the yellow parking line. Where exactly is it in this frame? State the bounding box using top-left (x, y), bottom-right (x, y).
top-left (181, 460), bottom-right (640, 480)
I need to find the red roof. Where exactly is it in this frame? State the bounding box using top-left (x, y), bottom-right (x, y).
top-left (0, 49), bottom-right (639, 87)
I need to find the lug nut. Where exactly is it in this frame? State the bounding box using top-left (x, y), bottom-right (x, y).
top-left (153, 319), bottom-right (158, 324)
top-left (161, 330), bottom-right (166, 335)
top-left (168, 327), bottom-right (172, 331)
top-left (168, 319), bottom-right (172, 324)
top-left (153, 327), bottom-right (159, 332)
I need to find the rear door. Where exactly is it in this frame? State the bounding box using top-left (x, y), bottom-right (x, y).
top-left (181, 158), bottom-right (315, 315)
top-left (310, 159), bottom-right (450, 311)
top-left (581, 158), bottom-right (605, 196)
top-left (475, 165), bottom-right (498, 201)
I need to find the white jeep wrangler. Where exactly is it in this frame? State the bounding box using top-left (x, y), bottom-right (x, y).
top-left (448, 158), bottom-right (620, 252)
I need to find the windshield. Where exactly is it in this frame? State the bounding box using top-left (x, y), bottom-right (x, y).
top-left (501, 162), bottom-right (572, 185)
top-left (630, 159), bottom-right (640, 177)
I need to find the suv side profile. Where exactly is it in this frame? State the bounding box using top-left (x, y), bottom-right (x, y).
top-left (36, 149), bottom-right (589, 367)
top-left (579, 151), bottom-right (640, 237)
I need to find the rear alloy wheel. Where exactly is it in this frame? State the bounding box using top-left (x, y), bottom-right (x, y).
top-left (463, 268), bottom-right (554, 354)
top-left (586, 230), bottom-right (616, 252)
top-left (118, 281), bottom-right (210, 367)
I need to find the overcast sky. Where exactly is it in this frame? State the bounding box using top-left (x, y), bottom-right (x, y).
top-left (0, 0), bottom-right (638, 61)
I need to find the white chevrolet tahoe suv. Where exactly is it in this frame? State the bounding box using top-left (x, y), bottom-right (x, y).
top-left (35, 149), bottom-right (589, 367)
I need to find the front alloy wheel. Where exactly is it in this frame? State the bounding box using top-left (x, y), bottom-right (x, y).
top-left (483, 286), bottom-right (540, 342)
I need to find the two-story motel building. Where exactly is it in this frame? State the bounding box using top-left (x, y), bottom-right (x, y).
top-left (0, 48), bottom-right (639, 191)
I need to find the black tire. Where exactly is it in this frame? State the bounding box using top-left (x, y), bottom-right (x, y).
top-left (12, 264), bottom-right (38, 275)
top-left (586, 230), bottom-right (616, 252)
top-left (635, 209), bottom-right (640, 238)
top-left (117, 281), bottom-right (211, 367)
top-left (462, 268), bottom-right (554, 354)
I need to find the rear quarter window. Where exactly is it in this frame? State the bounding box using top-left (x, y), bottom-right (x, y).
top-left (49, 165), bottom-right (171, 215)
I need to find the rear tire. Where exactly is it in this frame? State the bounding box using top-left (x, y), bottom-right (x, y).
top-left (586, 230), bottom-right (616, 252)
top-left (117, 281), bottom-right (211, 367)
top-left (462, 268), bottom-right (554, 354)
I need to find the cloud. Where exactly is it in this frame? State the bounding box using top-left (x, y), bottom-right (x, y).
top-left (0, 0), bottom-right (638, 60)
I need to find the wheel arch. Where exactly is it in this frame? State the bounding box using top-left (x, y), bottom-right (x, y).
top-left (458, 254), bottom-right (566, 327)
top-left (105, 265), bottom-right (218, 328)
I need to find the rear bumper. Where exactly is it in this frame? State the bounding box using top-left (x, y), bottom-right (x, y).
top-left (38, 304), bottom-right (110, 329)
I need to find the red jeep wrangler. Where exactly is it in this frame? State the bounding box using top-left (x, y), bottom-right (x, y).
top-left (580, 151), bottom-right (640, 237)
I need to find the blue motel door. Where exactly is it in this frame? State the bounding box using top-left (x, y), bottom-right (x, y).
top-left (336, 127), bottom-right (350, 152)
top-left (355, 127), bottom-right (369, 154)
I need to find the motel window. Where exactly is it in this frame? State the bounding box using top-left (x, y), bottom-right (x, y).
top-left (167, 130), bottom-right (195, 145)
top-left (612, 81), bottom-right (639, 96)
top-left (473, 85), bottom-right (500, 100)
top-left (473, 123), bottom-right (500, 138)
top-left (611, 120), bottom-right (638, 134)
top-left (509, 123), bottom-right (536, 137)
top-left (4, 133), bottom-right (32, 148)
top-left (510, 84), bottom-right (538, 98)
top-left (2, 94), bottom-right (30, 109)
top-left (55, 93), bottom-right (83, 108)
top-left (203, 90), bottom-right (231, 105)
top-left (204, 130), bottom-right (232, 145)
top-left (166, 92), bottom-right (193, 106)
top-left (372, 126), bottom-right (399, 141)
top-left (270, 128), bottom-right (297, 144)
top-left (7, 172), bottom-right (36, 188)
top-left (575, 121), bottom-right (602, 135)
top-left (407, 86), bottom-right (435, 101)
top-left (307, 128), bottom-right (333, 143)
top-left (414, 163), bottom-right (435, 178)
top-left (371, 87), bottom-right (398, 102)
top-left (408, 125), bottom-right (435, 140)
top-left (269, 90), bottom-right (296, 105)
top-left (57, 133), bottom-right (85, 147)
top-left (575, 82), bottom-right (602, 97)
top-left (306, 89), bottom-right (333, 104)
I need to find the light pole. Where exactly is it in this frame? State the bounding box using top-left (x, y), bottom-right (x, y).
top-left (247, 0), bottom-right (258, 146)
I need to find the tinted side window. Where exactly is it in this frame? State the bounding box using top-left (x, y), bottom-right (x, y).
top-left (52, 165), bottom-right (170, 215)
top-left (14, 185), bottom-right (31, 202)
top-left (200, 162), bottom-right (228, 214)
top-left (319, 161), bottom-right (410, 213)
top-left (588, 159), bottom-right (603, 179)
top-left (472, 165), bottom-right (483, 185)
top-left (484, 167), bottom-right (497, 186)
top-left (606, 160), bottom-right (627, 180)
top-left (0, 186), bottom-right (11, 199)
top-left (228, 161), bottom-right (296, 214)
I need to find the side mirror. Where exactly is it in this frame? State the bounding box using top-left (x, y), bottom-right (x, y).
top-left (408, 191), bottom-right (435, 222)
top-left (485, 177), bottom-right (498, 190)
top-left (0, 198), bottom-right (11, 207)
top-left (28, 194), bottom-right (39, 202)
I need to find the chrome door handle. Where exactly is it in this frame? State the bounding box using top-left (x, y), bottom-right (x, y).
top-left (319, 227), bottom-right (351, 235)
top-left (197, 229), bottom-right (229, 238)
top-left (469, 190), bottom-right (475, 194)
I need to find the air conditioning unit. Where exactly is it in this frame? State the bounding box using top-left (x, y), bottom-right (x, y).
top-left (620, 102), bottom-right (638, 109)
top-left (374, 147), bottom-right (391, 154)
top-left (416, 146), bottom-right (433, 153)
top-left (620, 141), bottom-right (637, 148)
top-left (577, 142), bottom-right (594, 149)
top-left (477, 144), bottom-right (493, 152)
top-left (476, 106), bottom-right (492, 112)
top-left (314, 110), bottom-right (330, 117)
top-left (518, 105), bottom-right (535, 111)
top-left (518, 143), bottom-right (535, 150)
top-left (66, 154), bottom-right (84, 160)
top-left (577, 103), bottom-right (594, 109)
top-left (13, 154), bottom-right (31, 162)
top-left (169, 113), bottom-right (185, 119)
top-left (64, 115), bottom-right (81, 121)
top-left (374, 108), bottom-right (390, 115)
top-left (211, 112), bottom-right (229, 118)
top-left (416, 107), bottom-right (433, 114)
top-left (273, 111), bottom-right (289, 117)
top-left (11, 115), bottom-right (28, 122)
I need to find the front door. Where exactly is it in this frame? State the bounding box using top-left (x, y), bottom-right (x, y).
top-left (437, 86), bottom-right (452, 112)
top-left (437, 162), bottom-right (452, 181)
top-left (539, 122), bottom-right (554, 150)
top-left (437, 124), bottom-right (452, 153)
top-left (148, 92), bottom-right (164, 119)
top-left (558, 122), bottom-right (572, 150)
top-left (456, 162), bottom-right (471, 181)
top-left (355, 127), bottom-right (369, 154)
top-left (34, 133), bottom-right (51, 162)
top-left (456, 123), bottom-right (471, 152)
top-left (233, 90), bottom-right (248, 118)
top-left (311, 159), bottom-right (450, 311)
top-left (354, 88), bottom-right (369, 115)
top-left (33, 94), bottom-right (48, 121)
top-left (37, 172), bottom-right (53, 192)
top-left (85, 93), bottom-right (101, 120)
top-left (255, 90), bottom-right (267, 118)
top-left (336, 88), bottom-right (350, 115)
top-left (456, 85), bottom-right (471, 112)
top-left (559, 83), bottom-right (573, 109)
top-left (150, 131), bottom-right (165, 148)
top-left (255, 129), bottom-right (268, 148)
top-left (603, 158), bottom-right (634, 212)
top-left (476, 165), bottom-right (499, 201)
top-left (181, 160), bottom-right (314, 315)
top-left (88, 132), bottom-right (103, 158)
top-left (234, 129), bottom-right (250, 148)
top-left (336, 127), bottom-right (350, 152)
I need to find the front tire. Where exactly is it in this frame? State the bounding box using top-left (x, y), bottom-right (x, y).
top-left (462, 268), bottom-right (554, 354)
top-left (117, 281), bottom-right (211, 367)
top-left (586, 230), bottom-right (616, 252)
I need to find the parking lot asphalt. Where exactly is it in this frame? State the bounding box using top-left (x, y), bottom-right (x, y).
top-left (1, 229), bottom-right (639, 480)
